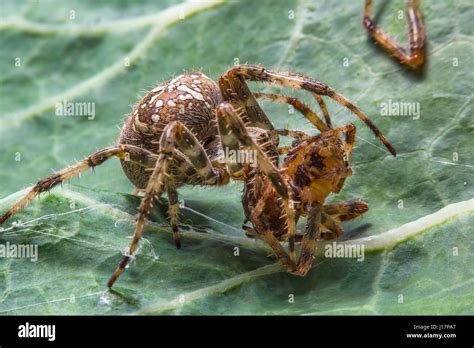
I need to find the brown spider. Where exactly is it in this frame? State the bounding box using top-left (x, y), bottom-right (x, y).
top-left (363, 0), bottom-right (426, 69)
top-left (0, 64), bottom-right (396, 287)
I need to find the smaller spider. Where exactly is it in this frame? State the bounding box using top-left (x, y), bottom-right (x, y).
top-left (223, 94), bottom-right (392, 276)
top-left (363, 0), bottom-right (426, 69)
top-left (0, 64), bottom-right (395, 287)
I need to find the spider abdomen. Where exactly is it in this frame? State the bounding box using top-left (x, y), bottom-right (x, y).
top-left (119, 72), bottom-right (223, 188)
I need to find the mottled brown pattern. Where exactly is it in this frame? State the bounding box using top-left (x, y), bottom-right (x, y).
top-left (0, 65), bottom-right (395, 286)
top-left (119, 73), bottom-right (223, 189)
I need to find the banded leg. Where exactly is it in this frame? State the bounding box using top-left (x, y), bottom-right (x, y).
top-left (319, 212), bottom-right (345, 241)
top-left (219, 69), bottom-right (274, 131)
top-left (167, 183), bottom-right (181, 249)
top-left (334, 123), bottom-right (356, 193)
top-left (294, 203), bottom-right (322, 276)
top-left (254, 92), bottom-right (329, 132)
top-left (314, 95), bottom-right (332, 128)
top-left (246, 199), bottom-right (368, 237)
top-left (107, 121), bottom-right (229, 288)
top-left (0, 145), bottom-right (156, 224)
top-left (363, 0), bottom-right (425, 69)
top-left (295, 200), bottom-right (365, 275)
top-left (320, 199), bottom-right (369, 240)
top-left (254, 93), bottom-right (332, 155)
top-left (244, 200), bottom-right (368, 274)
top-left (274, 129), bottom-right (311, 155)
top-left (293, 199), bottom-right (369, 242)
top-left (324, 199), bottom-right (369, 223)
top-left (275, 129), bottom-right (310, 140)
top-left (216, 102), bottom-right (298, 263)
top-left (244, 186), bottom-right (298, 272)
top-left (295, 199), bottom-right (367, 276)
top-left (220, 64), bottom-right (397, 156)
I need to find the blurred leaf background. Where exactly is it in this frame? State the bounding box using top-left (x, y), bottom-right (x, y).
top-left (0, 0), bottom-right (473, 314)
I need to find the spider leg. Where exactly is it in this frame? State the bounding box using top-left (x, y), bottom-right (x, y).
top-left (216, 102), bottom-right (298, 264)
top-left (274, 129), bottom-right (310, 155)
top-left (248, 194), bottom-right (297, 271)
top-left (293, 200), bottom-right (369, 275)
top-left (363, 0), bottom-right (425, 69)
top-left (254, 92), bottom-right (329, 132)
top-left (323, 200), bottom-right (369, 223)
top-left (271, 200), bottom-right (369, 242)
top-left (260, 229), bottom-right (298, 271)
top-left (294, 203), bottom-right (322, 276)
top-left (166, 184), bottom-right (181, 248)
top-left (107, 121), bottom-right (229, 288)
top-left (314, 95), bottom-right (332, 128)
top-left (218, 70), bottom-right (274, 131)
top-left (220, 64), bottom-right (396, 156)
top-left (319, 212), bottom-right (345, 241)
top-left (334, 123), bottom-right (356, 193)
top-left (274, 129), bottom-right (311, 141)
top-left (0, 145), bottom-right (156, 224)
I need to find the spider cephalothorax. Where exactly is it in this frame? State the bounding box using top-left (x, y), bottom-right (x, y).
top-left (0, 64), bottom-right (395, 286)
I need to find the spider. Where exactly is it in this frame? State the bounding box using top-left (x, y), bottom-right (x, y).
top-left (363, 0), bottom-right (425, 69)
top-left (0, 64), bottom-right (396, 287)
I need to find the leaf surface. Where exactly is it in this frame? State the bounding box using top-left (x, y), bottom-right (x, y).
top-left (0, 0), bottom-right (472, 314)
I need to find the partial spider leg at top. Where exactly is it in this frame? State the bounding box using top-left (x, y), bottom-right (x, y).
top-left (253, 92), bottom-right (326, 154)
top-left (220, 64), bottom-right (397, 156)
top-left (215, 102), bottom-right (299, 264)
top-left (363, 0), bottom-right (425, 69)
top-left (274, 129), bottom-right (311, 156)
top-left (107, 121), bottom-right (230, 288)
top-left (254, 92), bottom-right (332, 130)
top-left (0, 144), bottom-right (157, 224)
top-left (314, 94), bottom-right (332, 128)
top-left (253, 92), bottom-right (330, 132)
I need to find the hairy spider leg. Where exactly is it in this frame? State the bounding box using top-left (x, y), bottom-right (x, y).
top-left (253, 92), bottom-right (329, 132)
top-left (324, 200), bottom-right (369, 222)
top-left (166, 181), bottom-right (181, 249)
top-left (314, 94), bottom-right (332, 128)
top-left (295, 203), bottom-right (322, 276)
top-left (107, 121), bottom-right (229, 288)
top-left (246, 199), bottom-right (369, 241)
top-left (0, 145), bottom-right (157, 224)
top-left (273, 129), bottom-right (311, 155)
top-left (216, 102), bottom-right (299, 264)
top-left (220, 64), bottom-right (397, 156)
top-left (319, 199), bottom-right (369, 240)
top-left (364, 0), bottom-right (425, 69)
top-left (291, 197), bottom-right (367, 277)
top-left (292, 199), bottom-right (370, 241)
top-left (333, 121), bottom-right (357, 194)
top-left (253, 92), bottom-right (326, 155)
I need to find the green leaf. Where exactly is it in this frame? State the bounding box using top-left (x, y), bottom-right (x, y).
top-left (0, 0), bottom-right (473, 315)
